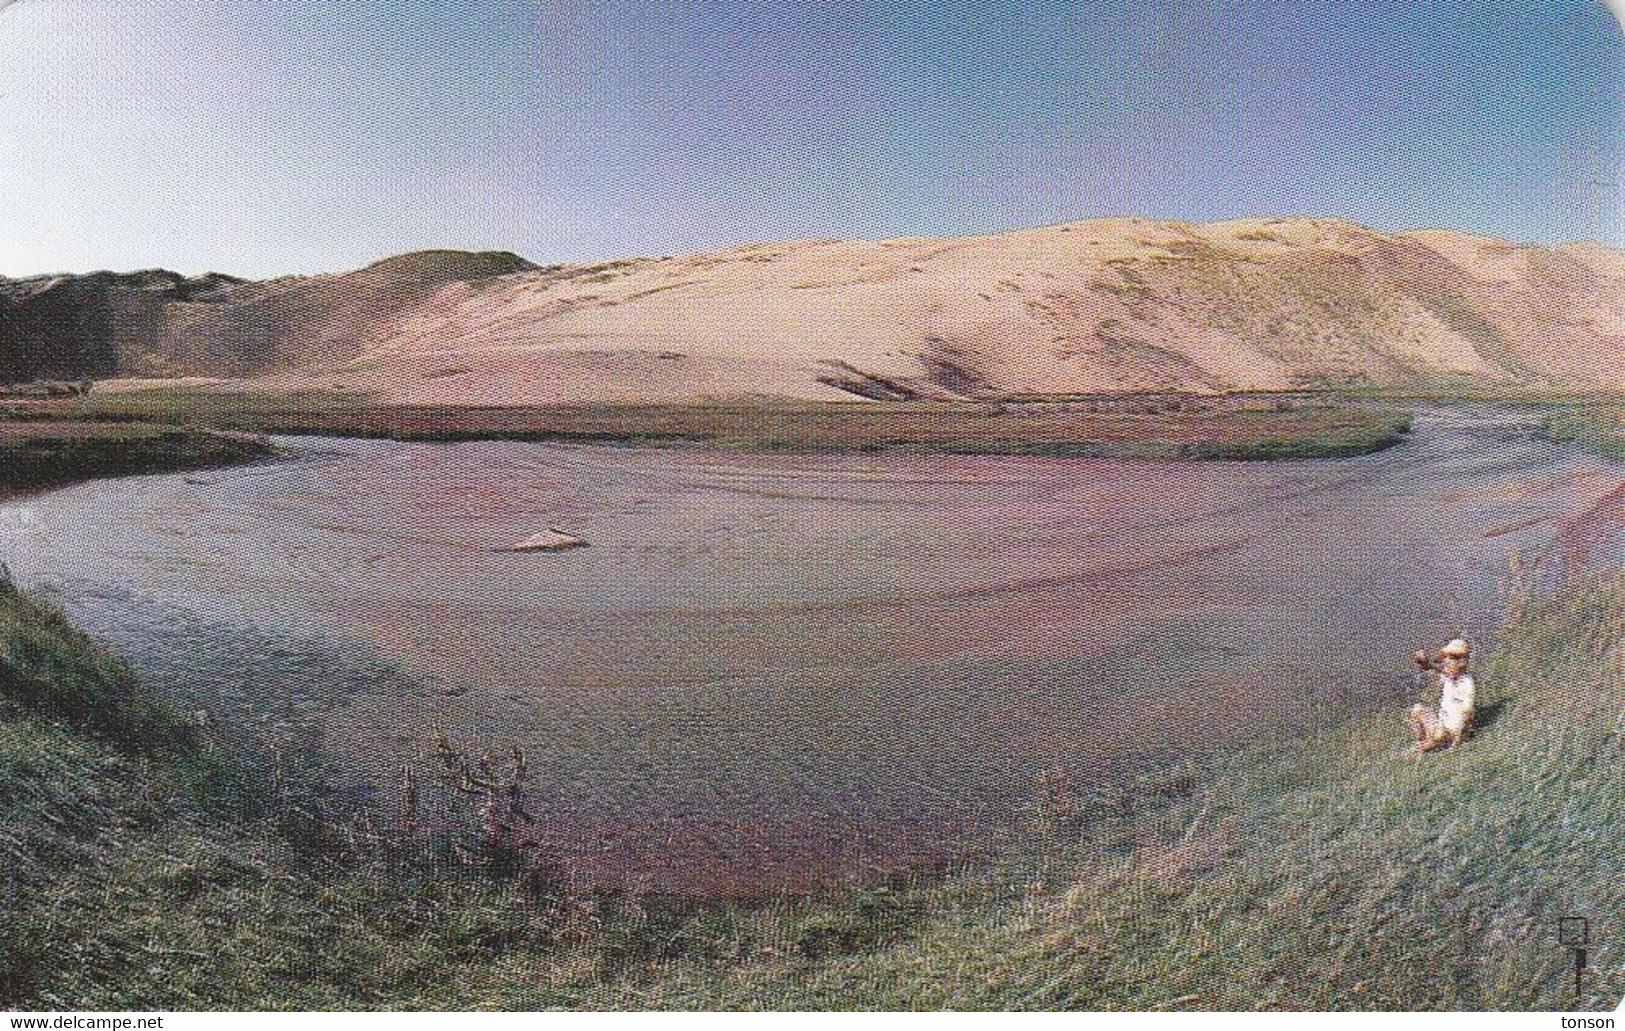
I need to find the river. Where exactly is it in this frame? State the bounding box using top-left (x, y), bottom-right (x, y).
top-left (1, 405), bottom-right (1619, 896)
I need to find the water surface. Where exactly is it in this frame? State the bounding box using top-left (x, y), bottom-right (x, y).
top-left (2, 406), bottom-right (1618, 895)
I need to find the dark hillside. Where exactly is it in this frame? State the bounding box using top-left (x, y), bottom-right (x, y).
top-left (0, 250), bottom-right (536, 382)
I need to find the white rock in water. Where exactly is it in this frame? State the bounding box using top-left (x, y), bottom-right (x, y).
top-left (498, 527), bottom-right (589, 552)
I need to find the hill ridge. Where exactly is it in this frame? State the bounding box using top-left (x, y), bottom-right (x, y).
top-left (2, 218), bottom-right (1621, 399)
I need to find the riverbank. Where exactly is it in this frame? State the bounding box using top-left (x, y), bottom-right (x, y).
top-left (0, 420), bottom-right (273, 500)
top-left (2, 385), bottom-right (1413, 459)
top-left (1, 551), bottom-right (1617, 1008)
top-left (1544, 401), bottom-right (1625, 459)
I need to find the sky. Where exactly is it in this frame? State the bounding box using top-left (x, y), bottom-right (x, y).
top-left (0, 0), bottom-right (1621, 277)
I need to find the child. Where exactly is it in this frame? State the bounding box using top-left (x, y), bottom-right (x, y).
top-left (1408, 638), bottom-right (1476, 752)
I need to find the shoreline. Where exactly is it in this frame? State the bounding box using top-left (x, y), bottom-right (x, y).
top-left (1543, 401), bottom-right (1625, 459)
top-left (4, 387), bottom-right (1416, 460)
top-left (0, 420), bottom-right (275, 504)
top-left (1, 556), bottom-right (1616, 1008)
top-left (0, 410), bottom-right (1617, 1007)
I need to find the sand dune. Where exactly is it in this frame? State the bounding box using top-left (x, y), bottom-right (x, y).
top-left (5, 218), bottom-right (1622, 401)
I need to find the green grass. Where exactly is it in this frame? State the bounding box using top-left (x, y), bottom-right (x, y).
top-left (1544, 402), bottom-right (1625, 459)
top-left (0, 420), bottom-right (272, 499)
top-left (746, 574), bottom-right (1620, 1011)
top-left (0, 574), bottom-right (198, 754)
top-left (0, 554), bottom-right (1618, 1009)
top-left (1343, 383), bottom-right (1624, 405)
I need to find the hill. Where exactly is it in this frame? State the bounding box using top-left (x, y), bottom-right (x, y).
top-left (3, 219), bottom-right (1623, 402)
top-left (313, 217), bottom-right (1624, 404)
top-left (0, 250), bottom-right (537, 382)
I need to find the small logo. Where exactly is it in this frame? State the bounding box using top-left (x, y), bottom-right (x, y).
top-left (1557, 916), bottom-right (1590, 998)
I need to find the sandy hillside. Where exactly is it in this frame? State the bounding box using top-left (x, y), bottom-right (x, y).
top-left (277, 217), bottom-right (1625, 403)
top-left (8, 218), bottom-right (1623, 401)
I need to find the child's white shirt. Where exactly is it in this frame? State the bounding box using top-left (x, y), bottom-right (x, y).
top-left (1437, 674), bottom-right (1475, 732)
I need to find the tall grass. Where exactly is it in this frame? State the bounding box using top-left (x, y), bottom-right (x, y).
top-left (1544, 402), bottom-right (1625, 459)
top-left (0, 567), bottom-right (1618, 1009)
top-left (0, 567), bottom-right (197, 753)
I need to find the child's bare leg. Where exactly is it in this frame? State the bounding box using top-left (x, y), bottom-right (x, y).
top-left (1408, 705), bottom-right (1429, 749)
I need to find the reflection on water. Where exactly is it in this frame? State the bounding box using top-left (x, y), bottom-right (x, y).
top-left (1, 406), bottom-right (1619, 895)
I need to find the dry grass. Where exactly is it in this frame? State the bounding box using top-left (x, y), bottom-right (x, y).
top-left (3, 387), bottom-right (1413, 460)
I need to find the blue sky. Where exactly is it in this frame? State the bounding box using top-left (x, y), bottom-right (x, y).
top-left (0, 0), bottom-right (1620, 276)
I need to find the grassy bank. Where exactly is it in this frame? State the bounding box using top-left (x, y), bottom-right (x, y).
top-left (0, 420), bottom-right (272, 499)
top-left (3, 386), bottom-right (1412, 459)
top-left (1544, 402), bottom-right (1625, 459)
top-left (0, 552), bottom-right (1617, 1008)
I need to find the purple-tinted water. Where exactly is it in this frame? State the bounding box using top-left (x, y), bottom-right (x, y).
top-left (1, 406), bottom-right (1618, 895)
